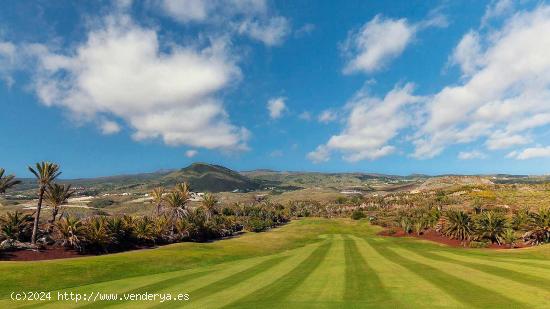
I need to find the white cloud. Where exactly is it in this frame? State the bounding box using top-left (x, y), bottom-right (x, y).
top-left (294, 23), bottom-right (315, 37)
top-left (507, 146), bottom-right (550, 160)
top-left (185, 149), bottom-right (198, 158)
top-left (269, 149), bottom-right (283, 157)
top-left (0, 41), bottom-right (17, 87)
top-left (307, 145), bottom-right (330, 163)
top-left (414, 5), bottom-right (550, 158)
top-left (458, 150), bottom-right (486, 160)
top-left (451, 31), bottom-right (483, 76)
top-left (342, 15), bottom-right (414, 74)
top-left (317, 109), bottom-right (337, 123)
top-left (30, 15), bottom-right (248, 150)
top-left (481, 0), bottom-right (514, 28)
top-left (159, 0), bottom-right (267, 23)
top-left (341, 11), bottom-right (447, 74)
top-left (158, 0), bottom-right (289, 46)
top-left (311, 83), bottom-right (421, 162)
top-left (100, 120), bottom-right (121, 135)
top-left (160, 0), bottom-right (210, 23)
top-left (267, 97), bottom-right (286, 119)
top-left (485, 131), bottom-right (530, 150)
top-left (238, 16), bottom-right (290, 46)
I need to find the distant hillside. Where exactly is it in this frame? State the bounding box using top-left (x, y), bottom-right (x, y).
top-left (242, 170), bottom-right (408, 189)
top-left (10, 163), bottom-right (259, 194)
top-left (160, 163), bottom-right (259, 192)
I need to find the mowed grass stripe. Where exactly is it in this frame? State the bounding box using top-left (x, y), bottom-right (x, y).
top-left (351, 236), bottom-right (462, 308)
top-left (105, 254), bottom-right (291, 309)
top-left (286, 234), bottom-right (345, 302)
top-left (394, 247), bottom-right (549, 308)
top-left (488, 256), bottom-right (550, 269)
top-left (367, 240), bottom-right (525, 309)
top-left (45, 255), bottom-right (283, 309)
top-left (223, 240), bottom-right (332, 308)
top-left (8, 268), bottom-right (212, 309)
top-left (179, 240), bottom-right (329, 309)
top-left (342, 235), bottom-right (393, 306)
top-left (430, 251), bottom-right (550, 287)
top-left (150, 255), bottom-right (289, 309)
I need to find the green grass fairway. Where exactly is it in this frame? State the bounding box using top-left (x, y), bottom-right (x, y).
top-left (1, 219), bottom-right (550, 308)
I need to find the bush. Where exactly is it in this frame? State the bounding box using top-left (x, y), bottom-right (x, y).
top-left (0, 211), bottom-right (33, 242)
top-left (441, 209), bottom-right (474, 241)
top-left (474, 211), bottom-right (508, 244)
top-left (245, 218), bottom-right (271, 232)
top-left (351, 210), bottom-right (366, 220)
top-left (88, 198), bottom-right (115, 208)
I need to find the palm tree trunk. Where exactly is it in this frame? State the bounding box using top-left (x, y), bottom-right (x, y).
top-left (31, 185), bottom-right (45, 244)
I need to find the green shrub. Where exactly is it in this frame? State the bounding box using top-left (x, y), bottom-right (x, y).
top-left (351, 210), bottom-right (366, 220)
top-left (88, 198), bottom-right (115, 208)
top-left (474, 211), bottom-right (508, 244)
top-left (0, 211), bottom-right (33, 241)
top-left (245, 218), bottom-right (271, 232)
top-left (441, 209), bottom-right (474, 241)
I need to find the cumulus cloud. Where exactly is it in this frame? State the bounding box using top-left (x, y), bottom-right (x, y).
top-left (414, 5), bottom-right (550, 158)
top-left (185, 149), bottom-right (198, 158)
top-left (450, 31), bottom-right (483, 76)
top-left (307, 145), bottom-right (330, 163)
top-left (0, 41), bottom-right (17, 87)
top-left (294, 23), bottom-right (315, 37)
top-left (342, 12), bottom-right (446, 74)
top-left (30, 15), bottom-right (248, 150)
top-left (100, 120), bottom-right (121, 135)
top-left (342, 15), bottom-right (414, 74)
top-left (458, 150), bottom-right (486, 160)
top-left (158, 0), bottom-right (289, 46)
top-left (317, 109), bottom-right (337, 123)
top-left (507, 146), bottom-right (550, 160)
top-left (309, 83), bottom-right (421, 162)
top-left (237, 16), bottom-right (290, 46)
top-left (481, 0), bottom-right (514, 28)
top-left (267, 97), bottom-right (286, 119)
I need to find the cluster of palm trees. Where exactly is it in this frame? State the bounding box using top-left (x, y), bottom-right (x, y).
top-left (360, 191), bottom-right (550, 248)
top-left (0, 162), bottom-right (74, 245)
top-left (151, 182), bottom-right (218, 221)
top-left (432, 207), bottom-right (550, 247)
top-left (1, 162), bottom-right (294, 254)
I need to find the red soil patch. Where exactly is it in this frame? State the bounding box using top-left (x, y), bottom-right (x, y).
top-left (0, 246), bottom-right (90, 261)
top-left (378, 228), bottom-right (529, 249)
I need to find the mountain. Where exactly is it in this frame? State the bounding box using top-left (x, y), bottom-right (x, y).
top-left (159, 163), bottom-right (259, 192)
top-left (9, 163), bottom-right (259, 194)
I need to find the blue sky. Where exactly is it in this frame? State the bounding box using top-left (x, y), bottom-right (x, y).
top-left (2, 0), bottom-right (550, 178)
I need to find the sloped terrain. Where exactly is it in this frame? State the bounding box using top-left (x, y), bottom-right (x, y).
top-left (1, 219), bottom-right (549, 308)
top-left (160, 163), bottom-right (259, 192)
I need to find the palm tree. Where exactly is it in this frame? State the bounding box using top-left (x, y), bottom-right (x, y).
top-left (28, 162), bottom-right (61, 244)
top-left (150, 187), bottom-right (165, 216)
top-left (164, 191), bottom-right (187, 219)
top-left (174, 182), bottom-right (191, 200)
top-left (475, 211), bottom-right (508, 244)
top-left (201, 193), bottom-right (217, 220)
top-left (56, 216), bottom-right (83, 250)
top-left (0, 168), bottom-right (21, 194)
top-left (441, 209), bottom-right (474, 242)
top-left (44, 183), bottom-right (74, 225)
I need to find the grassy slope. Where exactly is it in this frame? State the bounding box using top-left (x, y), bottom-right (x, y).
top-left (1, 219), bottom-right (550, 308)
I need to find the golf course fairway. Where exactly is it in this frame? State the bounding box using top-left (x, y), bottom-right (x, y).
top-left (1, 218), bottom-right (549, 308)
